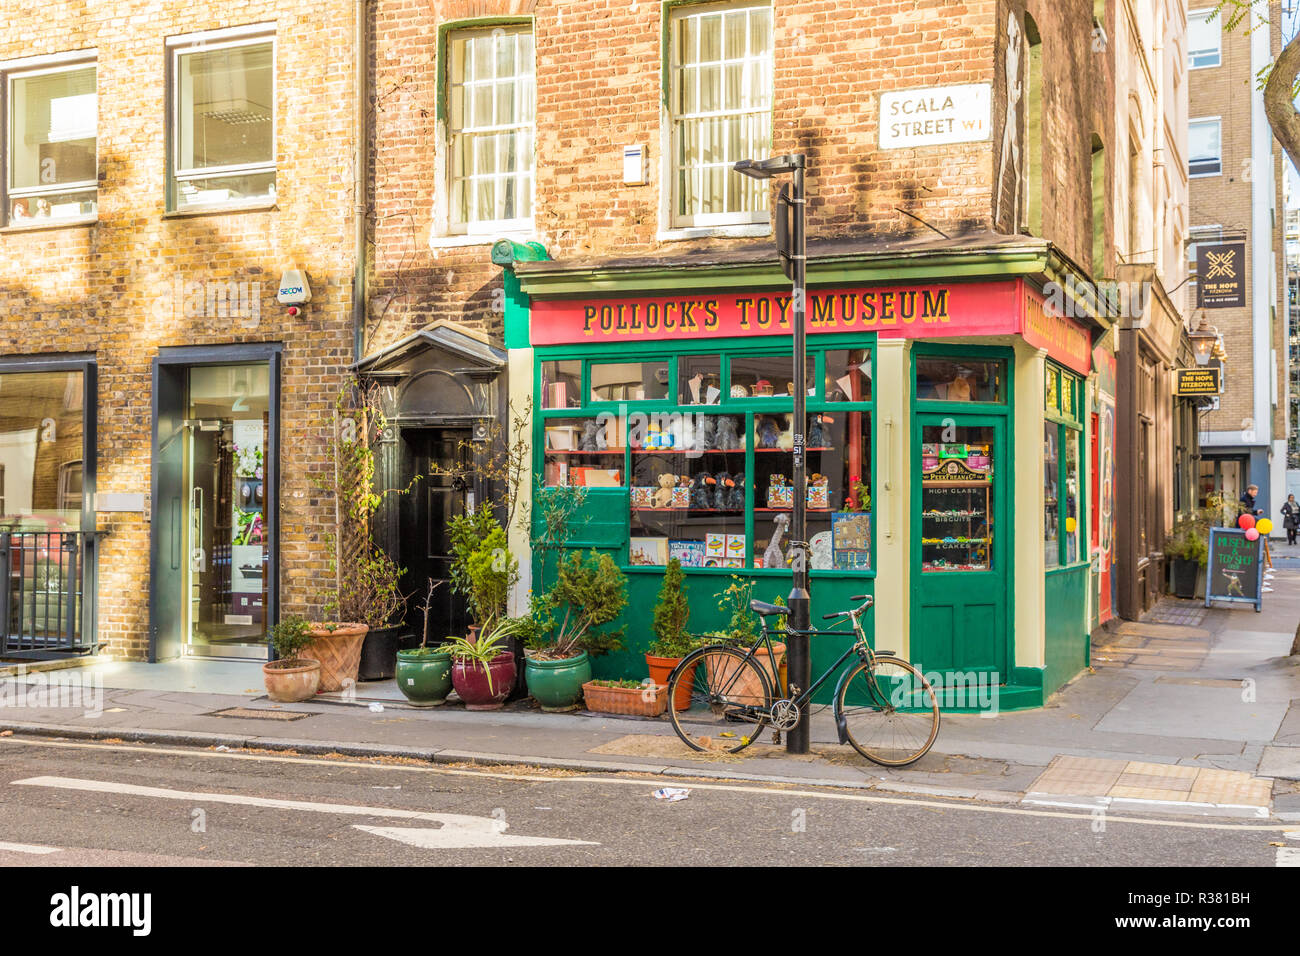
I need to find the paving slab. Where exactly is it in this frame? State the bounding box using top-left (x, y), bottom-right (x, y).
top-left (1094, 679), bottom-right (1290, 743)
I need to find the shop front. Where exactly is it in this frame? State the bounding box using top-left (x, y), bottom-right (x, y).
top-left (503, 237), bottom-right (1109, 709)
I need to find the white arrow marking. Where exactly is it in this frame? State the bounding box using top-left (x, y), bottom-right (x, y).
top-left (354, 823), bottom-right (591, 849)
top-left (12, 776), bottom-right (596, 848)
top-left (0, 841), bottom-right (60, 855)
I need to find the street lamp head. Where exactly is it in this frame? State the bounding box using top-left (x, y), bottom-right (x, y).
top-left (1188, 313), bottom-right (1218, 367)
top-left (733, 154), bottom-right (805, 179)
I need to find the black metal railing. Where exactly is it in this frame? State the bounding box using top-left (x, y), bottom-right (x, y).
top-left (0, 531), bottom-right (97, 657)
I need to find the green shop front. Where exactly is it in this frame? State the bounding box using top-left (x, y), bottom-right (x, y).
top-left (500, 237), bottom-right (1110, 710)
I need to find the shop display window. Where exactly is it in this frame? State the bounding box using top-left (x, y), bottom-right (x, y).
top-left (589, 361), bottom-right (670, 402)
top-left (539, 344), bottom-right (874, 570)
top-left (728, 353), bottom-right (814, 399)
top-left (540, 360), bottom-right (581, 409)
top-left (1044, 363), bottom-right (1084, 568)
top-left (630, 412), bottom-right (746, 568)
top-left (541, 415), bottom-right (625, 488)
top-left (825, 349), bottom-right (872, 402)
top-left (916, 356), bottom-right (1003, 403)
top-left (1044, 423), bottom-right (1059, 568)
top-left (919, 424), bottom-right (994, 572)
top-left (679, 354), bottom-right (722, 405)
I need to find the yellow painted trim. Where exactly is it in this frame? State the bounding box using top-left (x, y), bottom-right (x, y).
top-left (1014, 341), bottom-right (1047, 669)
top-left (873, 338), bottom-right (910, 656)
top-left (508, 346), bottom-right (535, 615)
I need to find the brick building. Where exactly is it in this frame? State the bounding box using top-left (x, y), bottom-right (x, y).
top-left (362, 0), bottom-right (1122, 706)
top-left (1186, 1), bottom-right (1287, 526)
top-left (0, 3), bottom-right (361, 661)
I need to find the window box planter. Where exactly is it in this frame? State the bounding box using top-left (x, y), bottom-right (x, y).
top-left (582, 680), bottom-right (667, 717)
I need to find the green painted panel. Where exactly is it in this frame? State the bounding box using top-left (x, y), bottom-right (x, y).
top-left (532, 488), bottom-right (629, 548)
top-left (1044, 565), bottom-right (1089, 696)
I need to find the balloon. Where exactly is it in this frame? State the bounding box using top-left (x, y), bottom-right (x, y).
top-left (1245, 527), bottom-right (1260, 541)
top-left (1065, 517), bottom-right (1077, 534)
top-left (1258, 518), bottom-right (1273, 534)
top-left (1238, 514), bottom-right (1256, 530)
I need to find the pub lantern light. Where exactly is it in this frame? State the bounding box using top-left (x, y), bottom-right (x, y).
top-left (1189, 315), bottom-right (1218, 367)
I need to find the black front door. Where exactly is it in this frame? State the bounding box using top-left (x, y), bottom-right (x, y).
top-left (400, 429), bottom-right (471, 644)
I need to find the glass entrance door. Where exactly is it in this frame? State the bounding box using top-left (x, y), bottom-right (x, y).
top-left (911, 417), bottom-right (1009, 679)
top-left (182, 364), bottom-right (270, 658)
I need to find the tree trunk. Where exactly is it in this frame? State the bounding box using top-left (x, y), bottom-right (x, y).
top-left (1263, 34), bottom-right (1300, 176)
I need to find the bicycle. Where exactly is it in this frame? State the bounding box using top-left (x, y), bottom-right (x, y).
top-left (665, 594), bottom-right (941, 766)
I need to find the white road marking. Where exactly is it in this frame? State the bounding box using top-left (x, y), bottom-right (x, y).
top-left (3, 736), bottom-right (1297, 833)
top-left (0, 841), bottom-right (60, 855)
top-left (1278, 846), bottom-right (1300, 866)
top-left (354, 824), bottom-right (584, 849)
top-left (11, 776), bottom-right (596, 849)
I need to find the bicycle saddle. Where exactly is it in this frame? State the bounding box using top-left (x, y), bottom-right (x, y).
top-left (750, 599), bottom-right (789, 617)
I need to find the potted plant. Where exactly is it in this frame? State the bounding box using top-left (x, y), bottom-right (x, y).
top-left (444, 620), bottom-right (525, 710)
top-left (706, 578), bottom-right (786, 699)
top-left (1166, 516), bottom-right (1210, 599)
top-left (395, 580), bottom-right (454, 707)
top-left (312, 380), bottom-right (417, 685)
top-left (524, 548), bottom-right (627, 711)
top-left (581, 678), bottom-right (667, 717)
top-left (647, 558), bottom-right (696, 710)
top-left (263, 615), bottom-right (321, 702)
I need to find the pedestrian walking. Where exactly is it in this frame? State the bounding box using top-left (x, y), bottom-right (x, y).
top-left (1239, 484), bottom-right (1264, 522)
top-left (1283, 494), bottom-right (1299, 546)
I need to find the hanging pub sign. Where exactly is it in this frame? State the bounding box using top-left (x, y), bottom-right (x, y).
top-left (1174, 366), bottom-right (1223, 396)
top-left (1205, 527), bottom-right (1263, 611)
top-left (1195, 242), bottom-right (1246, 309)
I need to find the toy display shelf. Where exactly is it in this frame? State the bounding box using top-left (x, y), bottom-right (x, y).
top-left (755, 447), bottom-right (833, 453)
top-left (545, 448), bottom-right (628, 455)
top-left (630, 447), bottom-right (746, 454)
top-left (754, 507), bottom-right (833, 513)
top-left (631, 507), bottom-right (744, 513)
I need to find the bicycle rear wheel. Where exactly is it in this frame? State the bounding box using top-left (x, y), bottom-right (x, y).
top-left (666, 645), bottom-right (773, 755)
top-left (836, 657), bottom-right (940, 766)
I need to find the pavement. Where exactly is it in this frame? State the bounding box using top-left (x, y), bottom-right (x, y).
top-left (2, 566), bottom-right (1299, 823)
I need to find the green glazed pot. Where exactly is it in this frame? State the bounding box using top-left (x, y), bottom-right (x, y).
top-left (524, 651), bottom-right (592, 711)
top-left (395, 649), bottom-right (453, 707)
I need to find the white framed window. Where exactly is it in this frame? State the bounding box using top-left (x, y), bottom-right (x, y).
top-left (668, 2), bottom-right (773, 228)
top-left (168, 26), bottom-right (276, 213)
top-left (2, 54), bottom-right (97, 227)
top-left (1189, 118), bottom-right (1222, 176)
top-left (446, 25), bottom-right (535, 235)
top-left (1188, 9), bottom-right (1221, 69)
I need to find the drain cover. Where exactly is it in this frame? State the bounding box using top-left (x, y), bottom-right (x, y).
top-left (207, 707), bottom-right (316, 721)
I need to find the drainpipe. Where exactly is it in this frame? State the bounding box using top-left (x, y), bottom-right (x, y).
top-left (352, 0), bottom-right (367, 364)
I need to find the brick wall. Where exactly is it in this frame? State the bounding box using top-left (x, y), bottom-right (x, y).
top-left (1188, 0), bottom-right (1286, 443)
top-left (0, 2), bottom-right (358, 659)
top-left (367, 0), bottom-right (1108, 355)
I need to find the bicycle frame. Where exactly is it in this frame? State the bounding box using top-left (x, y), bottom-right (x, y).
top-left (725, 605), bottom-right (885, 711)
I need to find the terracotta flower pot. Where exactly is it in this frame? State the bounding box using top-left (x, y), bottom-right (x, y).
top-left (302, 623), bottom-right (368, 692)
top-left (647, 653), bottom-right (695, 711)
top-left (262, 659), bottom-right (321, 703)
top-left (452, 652), bottom-right (517, 710)
top-left (705, 642), bottom-right (785, 706)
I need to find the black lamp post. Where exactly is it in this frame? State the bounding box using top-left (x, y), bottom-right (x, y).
top-left (734, 154), bottom-right (810, 755)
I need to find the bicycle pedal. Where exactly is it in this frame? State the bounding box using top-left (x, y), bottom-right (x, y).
top-left (771, 729), bottom-right (782, 746)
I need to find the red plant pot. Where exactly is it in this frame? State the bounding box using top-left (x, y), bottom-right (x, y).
top-left (452, 653), bottom-right (517, 710)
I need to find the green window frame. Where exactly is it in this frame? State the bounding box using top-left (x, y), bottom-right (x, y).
top-left (1044, 362), bottom-right (1085, 569)
top-left (534, 336), bottom-right (877, 577)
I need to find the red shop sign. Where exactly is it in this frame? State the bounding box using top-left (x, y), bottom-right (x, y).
top-left (530, 278), bottom-right (1092, 375)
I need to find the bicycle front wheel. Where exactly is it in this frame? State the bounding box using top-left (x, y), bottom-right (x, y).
top-left (837, 657), bottom-right (940, 767)
top-left (666, 645), bottom-right (773, 755)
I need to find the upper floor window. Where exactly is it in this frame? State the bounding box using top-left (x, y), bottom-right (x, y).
top-left (168, 27), bottom-right (275, 213)
top-left (1188, 10), bottom-right (1221, 69)
top-left (668, 2), bottom-right (773, 228)
top-left (3, 55), bottom-right (97, 226)
top-left (447, 25), bottom-right (535, 234)
top-left (1188, 118), bottom-right (1222, 176)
